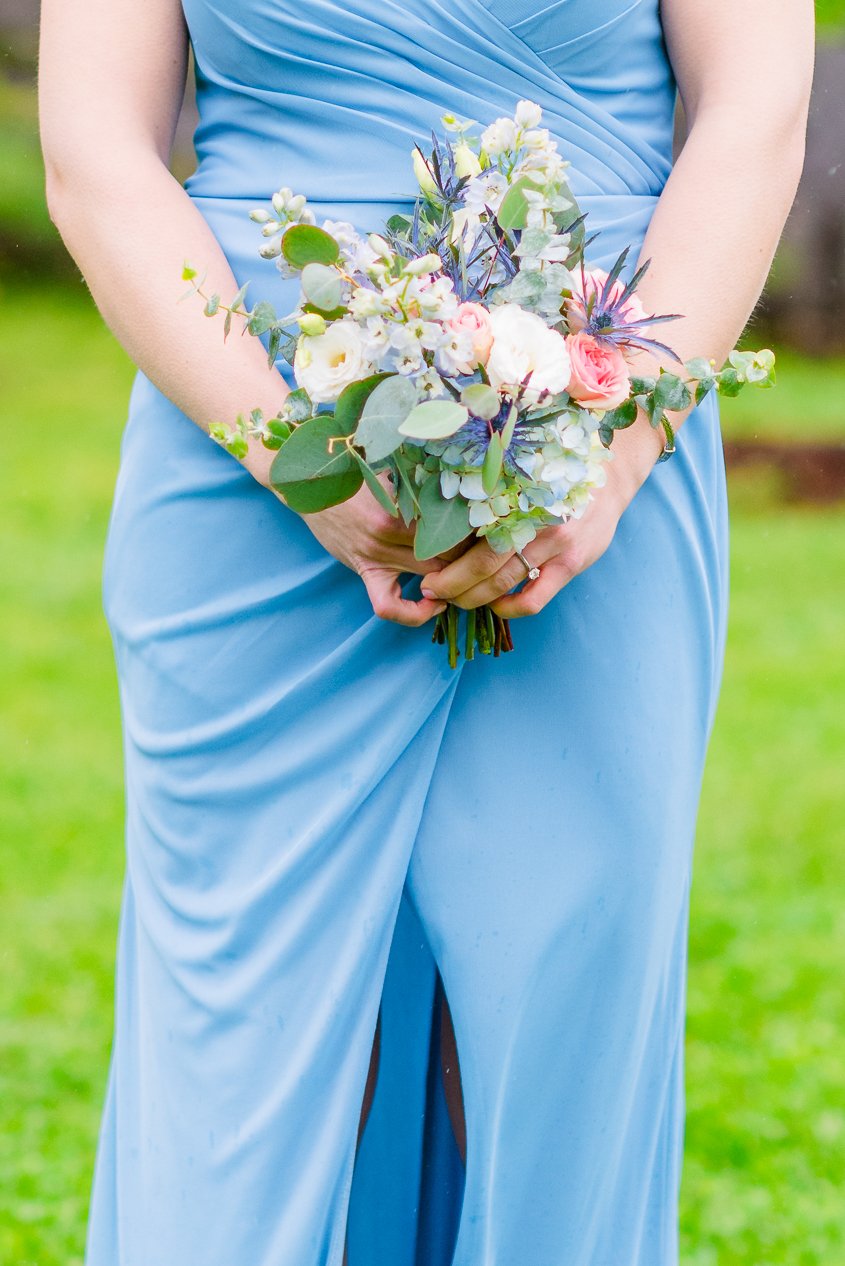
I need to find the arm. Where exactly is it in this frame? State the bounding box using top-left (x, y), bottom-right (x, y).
top-left (422, 0), bottom-right (815, 615)
top-left (39, 0), bottom-right (445, 624)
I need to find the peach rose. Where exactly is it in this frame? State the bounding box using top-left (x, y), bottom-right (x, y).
top-left (567, 267), bottom-right (647, 333)
top-left (448, 302), bottom-right (494, 372)
top-left (566, 332), bottom-right (631, 411)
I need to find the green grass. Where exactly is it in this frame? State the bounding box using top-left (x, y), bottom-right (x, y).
top-left (719, 348), bottom-right (845, 443)
top-left (1, 288), bottom-right (844, 1264)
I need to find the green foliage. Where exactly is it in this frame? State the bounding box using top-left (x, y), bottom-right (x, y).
top-left (269, 414), bottom-right (362, 512)
top-left (496, 175), bottom-right (543, 231)
top-left (398, 399), bottom-right (469, 441)
top-left (354, 375), bottom-right (419, 462)
top-left (300, 262), bottom-right (342, 312)
top-left (281, 224), bottom-right (340, 269)
top-left (0, 287), bottom-right (844, 1264)
top-left (413, 474), bottom-right (472, 558)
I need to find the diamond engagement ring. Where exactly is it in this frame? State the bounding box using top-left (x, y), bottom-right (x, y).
top-left (516, 550), bottom-right (541, 582)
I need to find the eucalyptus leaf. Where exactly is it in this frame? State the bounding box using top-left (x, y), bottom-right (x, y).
top-left (353, 452), bottom-right (400, 517)
top-left (461, 383), bottom-right (500, 420)
top-left (302, 301), bottom-right (348, 322)
top-left (717, 367), bottom-right (742, 397)
top-left (684, 356), bottom-right (714, 381)
top-left (496, 176), bottom-right (543, 232)
top-left (354, 375), bottom-right (419, 462)
top-left (482, 433), bottom-right (504, 495)
top-left (630, 375), bottom-right (657, 396)
top-left (398, 400), bottom-right (469, 441)
top-left (653, 373), bottom-right (692, 412)
top-left (300, 263), bottom-right (343, 313)
top-left (284, 387), bottom-right (313, 422)
top-left (334, 374), bottom-right (390, 434)
top-left (414, 475), bottom-right (472, 560)
top-left (601, 398), bottom-right (638, 430)
top-left (247, 300), bottom-right (278, 336)
top-left (230, 282), bottom-right (250, 313)
top-left (270, 413), bottom-right (362, 512)
top-left (282, 224), bottom-right (340, 269)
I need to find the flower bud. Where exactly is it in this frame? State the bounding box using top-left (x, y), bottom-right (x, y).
top-left (367, 233), bottom-right (392, 260)
top-left (250, 209), bottom-right (273, 224)
top-left (298, 312), bottom-right (327, 336)
top-left (412, 148), bottom-right (438, 196)
top-left (403, 252), bottom-right (443, 276)
top-left (453, 141), bottom-right (481, 180)
top-left (272, 188), bottom-right (293, 216)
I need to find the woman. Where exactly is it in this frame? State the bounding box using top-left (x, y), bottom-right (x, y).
top-left (39, 1), bottom-right (812, 1263)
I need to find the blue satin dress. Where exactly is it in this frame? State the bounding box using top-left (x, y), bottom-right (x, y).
top-left (86, 1), bottom-right (729, 1263)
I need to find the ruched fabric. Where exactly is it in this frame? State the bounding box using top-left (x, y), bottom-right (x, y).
top-left (85, 3), bottom-right (729, 1264)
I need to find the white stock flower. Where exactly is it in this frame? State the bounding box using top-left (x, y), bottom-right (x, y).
top-left (293, 320), bottom-right (371, 403)
top-left (415, 275), bottom-right (459, 320)
top-left (348, 286), bottom-right (389, 319)
top-left (481, 116), bottom-right (518, 156)
top-left (434, 327), bottom-right (476, 377)
top-left (514, 100), bottom-right (543, 129)
top-left (486, 305), bottom-right (572, 399)
top-left (449, 206), bottom-right (483, 248)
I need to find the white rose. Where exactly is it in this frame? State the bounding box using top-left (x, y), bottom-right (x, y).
top-left (293, 320), bottom-right (371, 404)
top-left (486, 305), bottom-right (571, 399)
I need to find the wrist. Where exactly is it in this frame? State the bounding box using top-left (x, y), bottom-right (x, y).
top-left (604, 409), bottom-right (667, 509)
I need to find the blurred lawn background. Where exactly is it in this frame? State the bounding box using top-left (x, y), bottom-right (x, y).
top-left (1, 4), bottom-right (844, 1265)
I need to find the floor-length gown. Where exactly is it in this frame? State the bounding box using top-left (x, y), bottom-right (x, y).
top-left (86, 1), bottom-right (730, 1263)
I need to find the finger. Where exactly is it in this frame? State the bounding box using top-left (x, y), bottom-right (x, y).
top-left (435, 535), bottom-right (562, 610)
top-left (360, 567), bottom-right (447, 627)
top-left (489, 559), bottom-right (573, 618)
top-left (420, 539), bottom-right (511, 601)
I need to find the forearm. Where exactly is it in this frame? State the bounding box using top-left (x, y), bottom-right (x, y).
top-left (608, 108), bottom-right (807, 497)
top-left (45, 152), bottom-right (288, 484)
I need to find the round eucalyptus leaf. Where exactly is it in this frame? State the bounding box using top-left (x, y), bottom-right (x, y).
top-left (281, 224), bottom-right (340, 269)
top-left (355, 375), bottom-right (420, 462)
top-left (461, 383), bottom-right (500, 420)
top-left (300, 263), bottom-right (342, 313)
top-left (398, 400), bottom-right (469, 441)
top-left (270, 413), bottom-right (362, 512)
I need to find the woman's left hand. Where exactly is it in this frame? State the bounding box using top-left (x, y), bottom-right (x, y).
top-left (420, 421), bottom-right (665, 617)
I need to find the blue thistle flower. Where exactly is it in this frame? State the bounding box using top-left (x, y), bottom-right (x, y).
top-left (578, 247), bottom-right (683, 363)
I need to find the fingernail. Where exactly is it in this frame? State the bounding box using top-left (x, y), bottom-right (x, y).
top-left (421, 588), bottom-right (436, 599)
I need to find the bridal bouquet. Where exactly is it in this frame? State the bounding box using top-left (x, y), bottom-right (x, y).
top-left (185, 100), bottom-right (775, 665)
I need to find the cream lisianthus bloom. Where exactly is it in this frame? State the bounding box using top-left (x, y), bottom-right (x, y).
top-left (486, 305), bottom-right (572, 400)
top-left (293, 320), bottom-right (371, 403)
top-left (412, 147), bottom-right (438, 195)
top-left (453, 140), bottom-right (482, 180)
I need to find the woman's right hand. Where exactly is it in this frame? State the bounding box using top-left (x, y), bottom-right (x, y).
top-left (299, 484), bottom-right (450, 627)
top-left (246, 433), bottom-right (451, 627)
